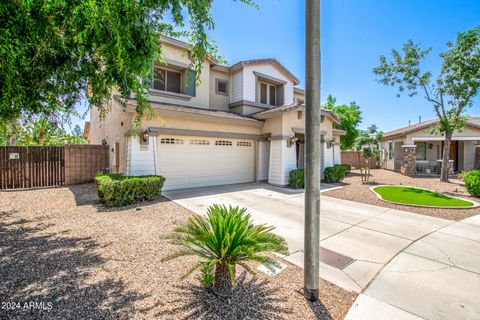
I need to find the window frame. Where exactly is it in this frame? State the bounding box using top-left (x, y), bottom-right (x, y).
top-left (388, 141), bottom-right (394, 160)
top-left (215, 79), bottom-right (229, 96)
top-left (259, 81), bottom-right (277, 106)
top-left (415, 142), bottom-right (427, 161)
top-left (152, 66), bottom-right (182, 94)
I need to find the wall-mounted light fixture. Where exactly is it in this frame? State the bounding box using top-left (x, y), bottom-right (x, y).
top-left (326, 138), bottom-right (336, 149)
top-left (428, 143), bottom-right (433, 149)
top-left (287, 137), bottom-right (299, 148)
top-left (140, 131), bottom-right (149, 145)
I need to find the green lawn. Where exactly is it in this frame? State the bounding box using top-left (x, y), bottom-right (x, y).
top-left (373, 186), bottom-right (474, 207)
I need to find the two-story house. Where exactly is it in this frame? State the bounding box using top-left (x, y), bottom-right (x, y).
top-left (88, 36), bottom-right (344, 190)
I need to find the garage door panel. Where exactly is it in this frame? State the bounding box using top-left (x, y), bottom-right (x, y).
top-left (158, 135), bottom-right (255, 190)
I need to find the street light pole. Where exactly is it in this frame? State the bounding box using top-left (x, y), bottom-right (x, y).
top-left (304, 0), bottom-right (321, 302)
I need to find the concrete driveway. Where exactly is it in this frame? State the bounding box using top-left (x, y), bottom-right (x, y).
top-left (345, 213), bottom-right (480, 320)
top-left (164, 182), bottom-right (451, 293)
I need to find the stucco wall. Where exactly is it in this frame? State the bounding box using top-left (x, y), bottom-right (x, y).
top-left (294, 90), bottom-right (304, 102)
top-left (89, 97), bottom-right (133, 173)
top-left (209, 69), bottom-right (230, 111)
top-left (140, 114), bottom-right (261, 135)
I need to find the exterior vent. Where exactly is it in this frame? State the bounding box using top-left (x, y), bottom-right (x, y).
top-left (215, 140), bottom-right (233, 146)
top-left (160, 138), bottom-right (184, 144)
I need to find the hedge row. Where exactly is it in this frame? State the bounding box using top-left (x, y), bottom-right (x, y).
top-left (324, 164), bottom-right (348, 183)
top-left (463, 170), bottom-right (480, 197)
top-left (288, 168), bottom-right (305, 189)
top-left (95, 173), bottom-right (165, 207)
top-left (288, 164), bottom-right (350, 188)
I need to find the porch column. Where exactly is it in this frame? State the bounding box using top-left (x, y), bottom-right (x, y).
top-left (268, 137), bottom-right (297, 186)
top-left (401, 145), bottom-right (416, 176)
top-left (474, 144), bottom-right (480, 169)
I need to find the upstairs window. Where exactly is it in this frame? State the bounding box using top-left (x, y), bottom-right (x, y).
top-left (259, 82), bottom-right (277, 106)
top-left (149, 64), bottom-right (197, 97)
top-left (216, 79), bottom-right (228, 95)
top-left (153, 67), bottom-right (182, 94)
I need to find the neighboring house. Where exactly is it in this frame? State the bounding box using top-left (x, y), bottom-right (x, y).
top-left (381, 117), bottom-right (480, 175)
top-left (88, 36), bottom-right (344, 190)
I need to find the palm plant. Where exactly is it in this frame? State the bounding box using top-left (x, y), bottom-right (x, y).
top-left (163, 204), bottom-right (288, 295)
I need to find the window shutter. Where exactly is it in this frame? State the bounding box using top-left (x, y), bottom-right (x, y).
top-left (185, 69), bottom-right (196, 96)
top-left (277, 84), bottom-right (284, 106)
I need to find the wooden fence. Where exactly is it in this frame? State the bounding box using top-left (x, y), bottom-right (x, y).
top-left (341, 151), bottom-right (366, 169)
top-left (341, 150), bottom-right (381, 169)
top-left (0, 145), bottom-right (109, 190)
top-left (0, 146), bottom-right (64, 189)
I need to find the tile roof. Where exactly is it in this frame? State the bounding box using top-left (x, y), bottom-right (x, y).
top-left (113, 95), bottom-right (262, 124)
top-left (383, 116), bottom-right (480, 139)
top-left (250, 102), bottom-right (341, 124)
top-left (230, 58), bottom-right (300, 85)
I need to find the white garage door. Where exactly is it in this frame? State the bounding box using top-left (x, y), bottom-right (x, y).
top-left (157, 135), bottom-right (255, 190)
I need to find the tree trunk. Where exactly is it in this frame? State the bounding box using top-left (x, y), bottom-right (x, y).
top-left (212, 265), bottom-right (233, 297)
top-left (38, 132), bottom-right (45, 146)
top-left (440, 132), bottom-right (452, 183)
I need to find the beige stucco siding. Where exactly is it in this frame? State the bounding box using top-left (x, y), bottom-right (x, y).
top-left (140, 114), bottom-right (262, 135)
top-left (89, 98), bottom-right (133, 173)
top-left (294, 90), bottom-right (305, 102)
top-left (209, 69), bottom-right (230, 111)
top-left (261, 112), bottom-right (335, 138)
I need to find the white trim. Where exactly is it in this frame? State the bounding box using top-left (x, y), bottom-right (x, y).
top-left (258, 81), bottom-right (277, 106)
top-left (401, 145), bottom-right (417, 148)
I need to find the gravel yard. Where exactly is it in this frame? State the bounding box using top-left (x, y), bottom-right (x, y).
top-left (323, 169), bottom-right (480, 221)
top-left (0, 184), bottom-right (356, 320)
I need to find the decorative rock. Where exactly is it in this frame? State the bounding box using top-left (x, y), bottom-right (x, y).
top-left (400, 146), bottom-right (416, 176)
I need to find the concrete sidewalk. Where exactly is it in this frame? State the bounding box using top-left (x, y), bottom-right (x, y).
top-left (164, 182), bottom-right (452, 293)
top-left (345, 214), bottom-right (480, 320)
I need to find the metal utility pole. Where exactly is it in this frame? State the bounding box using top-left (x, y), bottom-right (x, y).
top-left (304, 0), bottom-right (321, 302)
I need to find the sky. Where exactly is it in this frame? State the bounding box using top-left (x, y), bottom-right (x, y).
top-left (77, 0), bottom-right (479, 133)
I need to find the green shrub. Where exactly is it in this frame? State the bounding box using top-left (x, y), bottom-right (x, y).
top-left (95, 173), bottom-right (165, 206)
top-left (339, 163), bottom-right (351, 173)
top-left (289, 168), bottom-right (305, 189)
top-left (324, 164), bottom-right (347, 183)
top-left (464, 170), bottom-right (480, 197)
top-left (163, 204), bottom-right (288, 296)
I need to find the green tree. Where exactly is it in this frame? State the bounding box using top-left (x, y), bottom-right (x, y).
top-left (323, 95), bottom-right (362, 150)
top-left (0, 0), bottom-right (256, 126)
top-left (1, 117), bottom-right (86, 146)
top-left (354, 124), bottom-right (383, 184)
top-left (71, 125), bottom-right (84, 139)
top-left (373, 27), bottom-right (480, 182)
top-left (163, 204), bottom-right (288, 296)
